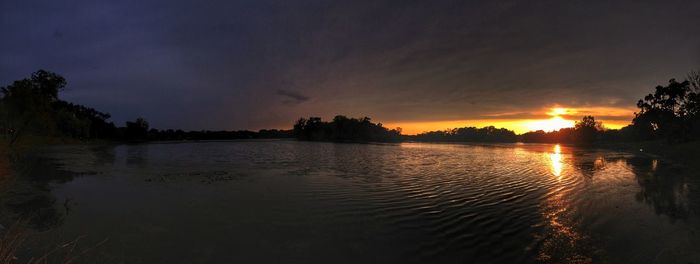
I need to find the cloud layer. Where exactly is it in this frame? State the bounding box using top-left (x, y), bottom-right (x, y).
top-left (1, 0), bottom-right (699, 131)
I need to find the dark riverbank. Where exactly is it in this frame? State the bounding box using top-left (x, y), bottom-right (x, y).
top-left (594, 140), bottom-right (700, 169)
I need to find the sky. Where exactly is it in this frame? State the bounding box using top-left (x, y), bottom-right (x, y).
top-left (1, 0), bottom-right (699, 134)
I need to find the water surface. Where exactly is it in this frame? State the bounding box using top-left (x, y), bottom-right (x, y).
top-left (2, 141), bottom-right (699, 263)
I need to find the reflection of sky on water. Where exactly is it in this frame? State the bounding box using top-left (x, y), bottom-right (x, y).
top-left (0, 142), bottom-right (698, 263)
top-left (539, 144), bottom-right (595, 263)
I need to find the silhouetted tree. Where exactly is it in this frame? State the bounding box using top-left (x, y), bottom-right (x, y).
top-left (573, 116), bottom-right (602, 144)
top-left (414, 126), bottom-right (517, 142)
top-left (520, 127), bottom-right (576, 143)
top-left (633, 75), bottom-right (699, 142)
top-left (5, 69), bottom-right (700, 146)
top-left (0, 70), bottom-right (124, 143)
top-left (293, 115), bottom-right (401, 142)
top-left (30, 70), bottom-right (67, 100)
top-left (686, 71), bottom-right (700, 138)
top-left (0, 70), bottom-right (67, 144)
top-left (125, 117), bottom-right (149, 141)
top-left (52, 100), bottom-right (115, 139)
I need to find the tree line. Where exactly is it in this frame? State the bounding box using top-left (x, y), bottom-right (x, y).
top-left (518, 72), bottom-right (700, 144)
top-left (293, 71), bottom-right (700, 145)
top-left (2, 69), bottom-right (699, 145)
top-left (407, 115), bottom-right (613, 144)
top-left (293, 115), bottom-right (402, 142)
top-left (0, 70), bottom-right (292, 146)
top-left (412, 126), bottom-right (517, 142)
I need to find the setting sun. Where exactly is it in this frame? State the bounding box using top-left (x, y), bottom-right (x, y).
top-left (525, 107), bottom-right (576, 132)
top-left (546, 107), bottom-right (572, 116)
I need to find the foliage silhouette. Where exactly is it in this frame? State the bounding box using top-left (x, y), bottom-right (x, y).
top-left (573, 116), bottom-right (603, 144)
top-left (413, 126), bottom-right (517, 143)
top-left (293, 115), bottom-right (401, 142)
top-left (2, 69), bottom-right (700, 145)
top-left (631, 73), bottom-right (700, 142)
top-left (0, 70), bottom-right (91, 145)
top-left (0, 70), bottom-right (293, 144)
top-left (519, 72), bottom-right (700, 145)
top-left (125, 117), bottom-right (149, 142)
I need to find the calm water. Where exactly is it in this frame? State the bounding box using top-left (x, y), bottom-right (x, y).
top-left (2, 140), bottom-right (699, 263)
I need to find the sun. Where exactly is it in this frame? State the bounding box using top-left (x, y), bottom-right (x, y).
top-left (526, 116), bottom-right (575, 132)
top-left (547, 107), bottom-right (570, 116)
top-left (525, 107), bottom-right (576, 132)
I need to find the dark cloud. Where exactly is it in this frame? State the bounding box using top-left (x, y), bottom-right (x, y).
top-left (51, 29), bottom-right (64, 39)
top-left (1, 0), bottom-right (699, 130)
top-left (277, 89), bottom-right (309, 104)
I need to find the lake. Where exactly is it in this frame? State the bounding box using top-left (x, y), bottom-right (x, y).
top-left (2, 140), bottom-right (699, 263)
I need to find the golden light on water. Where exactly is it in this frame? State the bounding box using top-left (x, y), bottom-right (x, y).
top-left (538, 143), bottom-right (594, 262)
top-left (549, 144), bottom-right (563, 178)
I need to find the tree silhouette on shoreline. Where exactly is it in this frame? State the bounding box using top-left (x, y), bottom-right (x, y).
top-left (293, 115), bottom-right (402, 142)
top-left (2, 69), bottom-right (699, 145)
top-left (0, 70), bottom-right (292, 145)
top-left (632, 73), bottom-right (700, 142)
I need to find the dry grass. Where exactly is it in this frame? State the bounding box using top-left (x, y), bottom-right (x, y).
top-left (0, 220), bottom-right (107, 264)
top-left (0, 145), bottom-right (14, 192)
top-left (0, 221), bottom-right (28, 264)
top-left (1, 138), bottom-right (107, 264)
top-left (25, 236), bottom-right (108, 264)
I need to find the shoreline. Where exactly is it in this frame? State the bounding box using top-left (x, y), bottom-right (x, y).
top-left (594, 141), bottom-right (700, 168)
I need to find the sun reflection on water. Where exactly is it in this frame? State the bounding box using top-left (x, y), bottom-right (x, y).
top-left (538, 144), bottom-right (594, 263)
top-left (549, 144), bottom-right (563, 178)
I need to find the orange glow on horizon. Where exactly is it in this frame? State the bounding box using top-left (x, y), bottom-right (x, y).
top-left (525, 116), bottom-right (575, 132)
top-left (382, 106), bottom-right (633, 135)
top-left (526, 107), bottom-right (578, 132)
